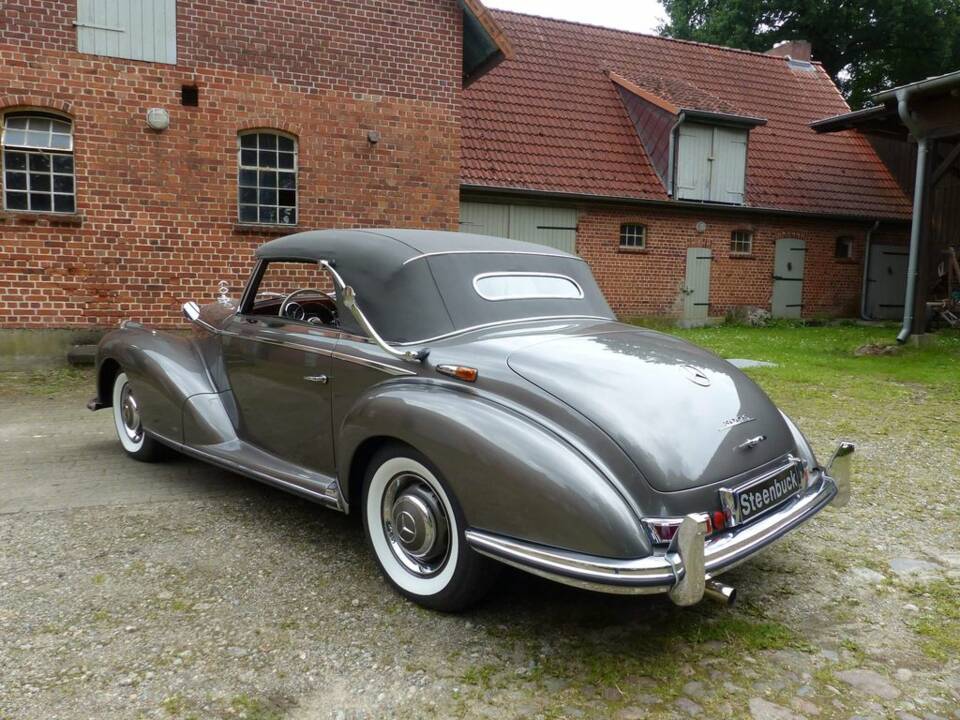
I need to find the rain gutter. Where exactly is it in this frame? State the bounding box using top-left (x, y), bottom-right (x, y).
top-left (894, 89), bottom-right (929, 343)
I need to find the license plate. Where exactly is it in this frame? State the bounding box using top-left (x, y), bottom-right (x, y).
top-left (719, 461), bottom-right (805, 527)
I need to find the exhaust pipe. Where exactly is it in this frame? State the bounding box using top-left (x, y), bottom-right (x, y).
top-left (704, 579), bottom-right (737, 606)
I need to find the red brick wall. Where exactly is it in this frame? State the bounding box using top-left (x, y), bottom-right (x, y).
top-left (0, 0), bottom-right (462, 329)
top-left (575, 204), bottom-right (909, 319)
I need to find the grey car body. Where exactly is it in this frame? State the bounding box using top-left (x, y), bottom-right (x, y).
top-left (89, 228), bottom-right (852, 609)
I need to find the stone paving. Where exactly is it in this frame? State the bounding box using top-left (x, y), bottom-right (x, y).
top-left (1, 381), bottom-right (958, 720)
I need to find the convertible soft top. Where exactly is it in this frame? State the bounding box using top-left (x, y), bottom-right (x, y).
top-left (256, 229), bottom-right (614, 343)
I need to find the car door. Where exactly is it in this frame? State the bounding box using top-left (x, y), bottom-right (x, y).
top-left (221, 261), bottom-right (337, 476)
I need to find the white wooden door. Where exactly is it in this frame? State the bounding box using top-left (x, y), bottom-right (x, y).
top-left (772, 238), bottom-right (806, 318)
top-left (866, 245), bottom-right (909, 320)
top-left (683, 247), bottom-right (712, 324)
top-left (459, 202), bottom-right (577, 254)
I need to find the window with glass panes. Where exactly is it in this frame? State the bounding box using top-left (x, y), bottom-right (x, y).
top-left (619, 224), bottom-right (646, 249)
top-left (730, 229), bottom-right (753, 254)
top-left (238, 131), bottom-right (297, 225)
top-left (2, 113), bottom-right (75, 213)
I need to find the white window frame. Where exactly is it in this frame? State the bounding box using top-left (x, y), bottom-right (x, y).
top-left (1, 111), bottom-right (76, 214)
top-left (730, 229), bottom-right (753, 255)
top-left (835, 236), bottom-right (854, 259)
top-left (619, 223), bottom-right (647, 250)
top-left (237, 130), bottom-right (298, 226)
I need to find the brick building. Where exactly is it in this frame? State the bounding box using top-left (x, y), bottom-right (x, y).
top-left (460, 12), bottom-right (913, 322)
top-left (0, 0), bottom-right (509, 337)
top-left (1, 3), bottom-right (917, 352)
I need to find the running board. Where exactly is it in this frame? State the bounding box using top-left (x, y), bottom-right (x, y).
top-left (148, 431), bottom-right (345, 512)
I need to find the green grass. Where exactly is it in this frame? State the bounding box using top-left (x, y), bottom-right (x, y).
top-left (0, 366), bottom-right (93, 396)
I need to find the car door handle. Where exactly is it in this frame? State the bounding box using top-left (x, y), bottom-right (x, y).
top-left (304, 375), bottom-right (328, 384)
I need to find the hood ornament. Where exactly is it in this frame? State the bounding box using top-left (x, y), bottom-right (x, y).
top-left (683, 365), bottom-right (711, 387)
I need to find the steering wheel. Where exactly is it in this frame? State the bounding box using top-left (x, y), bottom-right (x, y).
top-left (279, 288), bottom-right (336, 324)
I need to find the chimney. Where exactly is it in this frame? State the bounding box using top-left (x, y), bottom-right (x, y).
top-left (765, 40), bottom-right (812, 62)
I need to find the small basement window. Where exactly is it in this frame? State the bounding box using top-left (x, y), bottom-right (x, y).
top-left (619, 223), bottom-right (647, 250)
top-left (730, 229), bottom-right (753, 255)
top-left (473, 273), bottom-right (584, 301)
top-left (835, 235), bottom-right (853, 259)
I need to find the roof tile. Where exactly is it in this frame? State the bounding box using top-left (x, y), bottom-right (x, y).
top-left (463, 11), bottom-right (912, 219)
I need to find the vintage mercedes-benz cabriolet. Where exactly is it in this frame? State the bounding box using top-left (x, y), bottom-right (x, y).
top-left (88, 229), bottom-right (853, 611)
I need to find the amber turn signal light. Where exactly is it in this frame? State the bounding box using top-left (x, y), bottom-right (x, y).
top-left (436, 364), bottom-right (478, 382)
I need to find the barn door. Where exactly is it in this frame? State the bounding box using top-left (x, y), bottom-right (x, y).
top-left (683, 247), bottom-right (712, 324)
top-left (772, 238), bottom-right (806, 318)
top-left (866, 245), bottom-right (909, 320)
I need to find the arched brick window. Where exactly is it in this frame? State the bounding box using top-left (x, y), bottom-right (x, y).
top-left (238, 130), bottom-right (298, 225)
top-left (2, 111), bottom-right (75, 213)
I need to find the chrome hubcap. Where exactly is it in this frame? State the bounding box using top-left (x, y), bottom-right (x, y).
top-left (119, 384), bottom-right (143, 443)
top-left (382, 473), bottom-right (450, 577)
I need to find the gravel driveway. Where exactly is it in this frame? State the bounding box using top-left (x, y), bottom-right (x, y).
top-left (1, 371), bottom-right (958, 720)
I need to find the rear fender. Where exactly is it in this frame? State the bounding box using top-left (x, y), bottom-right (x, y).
top-left (339, 384), bottom-right (651, 559)
top-left (96, 325), bottom-right (217, 442)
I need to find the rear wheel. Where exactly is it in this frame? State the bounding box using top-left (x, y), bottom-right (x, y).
top-left (362, 443), bottom-right (496, 612)
top-left (112, 372), bottom-right (165, 462)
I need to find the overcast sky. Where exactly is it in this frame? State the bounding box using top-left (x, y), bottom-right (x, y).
top-left (484, 0), bottom-right (666, 34)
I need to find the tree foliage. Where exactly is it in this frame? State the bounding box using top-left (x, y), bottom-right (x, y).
top-left (659, 0), bottom-right (960, 107)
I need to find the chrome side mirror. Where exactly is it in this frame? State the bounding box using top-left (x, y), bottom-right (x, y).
top-left (827, 441), bottom-right (855, 508)
top-left (182, 301), bottom-right (201, 322)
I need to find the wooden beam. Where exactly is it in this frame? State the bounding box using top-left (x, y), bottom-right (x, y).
top-left (931, 141), bottom-right (960, 187)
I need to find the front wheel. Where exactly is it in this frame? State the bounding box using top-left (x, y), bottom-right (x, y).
top-left (112, 372), bottom-right (166, 462)
top-left (362, 444), bottom-right (496, 612)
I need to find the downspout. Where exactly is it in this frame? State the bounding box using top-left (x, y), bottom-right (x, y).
top-left (896, 88), bottom-right (929, 343)
top-left (860, 220), bottom-right (880, 319)
top-left (667, 111), bottom-right (686, 196)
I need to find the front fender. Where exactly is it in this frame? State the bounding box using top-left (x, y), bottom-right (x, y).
top-left (339, 383), bottom-right (651, 559)
top-left (95, 325), bottom-right (216, 442)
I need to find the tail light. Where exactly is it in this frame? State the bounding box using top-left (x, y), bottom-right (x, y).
top-left (644, 511), bottom-right (727, 545)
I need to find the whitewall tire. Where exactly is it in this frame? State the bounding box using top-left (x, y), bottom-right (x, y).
top-left (362, 443), bottom-right (496, 611)
top-left (111, 372), bottom-right (165, 462)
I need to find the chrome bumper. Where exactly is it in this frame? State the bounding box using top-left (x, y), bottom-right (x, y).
top-left (465, 442), bottom-right (853, 604)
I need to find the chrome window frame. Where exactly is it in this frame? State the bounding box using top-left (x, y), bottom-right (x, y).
top-left (472, 271), bottom-right (585, 302)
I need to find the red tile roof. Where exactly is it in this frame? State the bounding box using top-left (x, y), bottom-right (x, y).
top-left (462, 11), bottom-right (912, 219)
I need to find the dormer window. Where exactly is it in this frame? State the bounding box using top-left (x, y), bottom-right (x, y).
top-left (675, 124), bottom-right (748, 204)
top-left (609, 72), bottom-right (766, 207)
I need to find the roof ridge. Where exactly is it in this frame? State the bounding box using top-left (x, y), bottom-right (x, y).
top-left (489, 8), bottom-right (825, 65)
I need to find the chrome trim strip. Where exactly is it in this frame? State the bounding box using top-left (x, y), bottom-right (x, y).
top-left (147, 431), bottom-right (343, 511)
top-left (402, 250), bottom-right (584, 266)
top-left (331, 351), bottom-right (417, 377)
top-left (472, 271), bottom-right (585, 301)
top-left (464, 470), bottom-right (838, 595)
top-left (220, 329), bottom-right (335, 357)
top-left (394, 315), bottom-right (613, 346)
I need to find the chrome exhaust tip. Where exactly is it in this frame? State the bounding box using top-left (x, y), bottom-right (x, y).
top-left (704, 579), bottom-right (737, 606)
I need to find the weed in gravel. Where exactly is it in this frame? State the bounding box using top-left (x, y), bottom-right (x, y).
top-left (228, 694), bottom-right (288, 720)
top-left (907, 579), bottom-right (960, 662)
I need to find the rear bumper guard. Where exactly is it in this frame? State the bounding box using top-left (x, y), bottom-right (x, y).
top-left (465, 442), bottom-right (853, 605)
